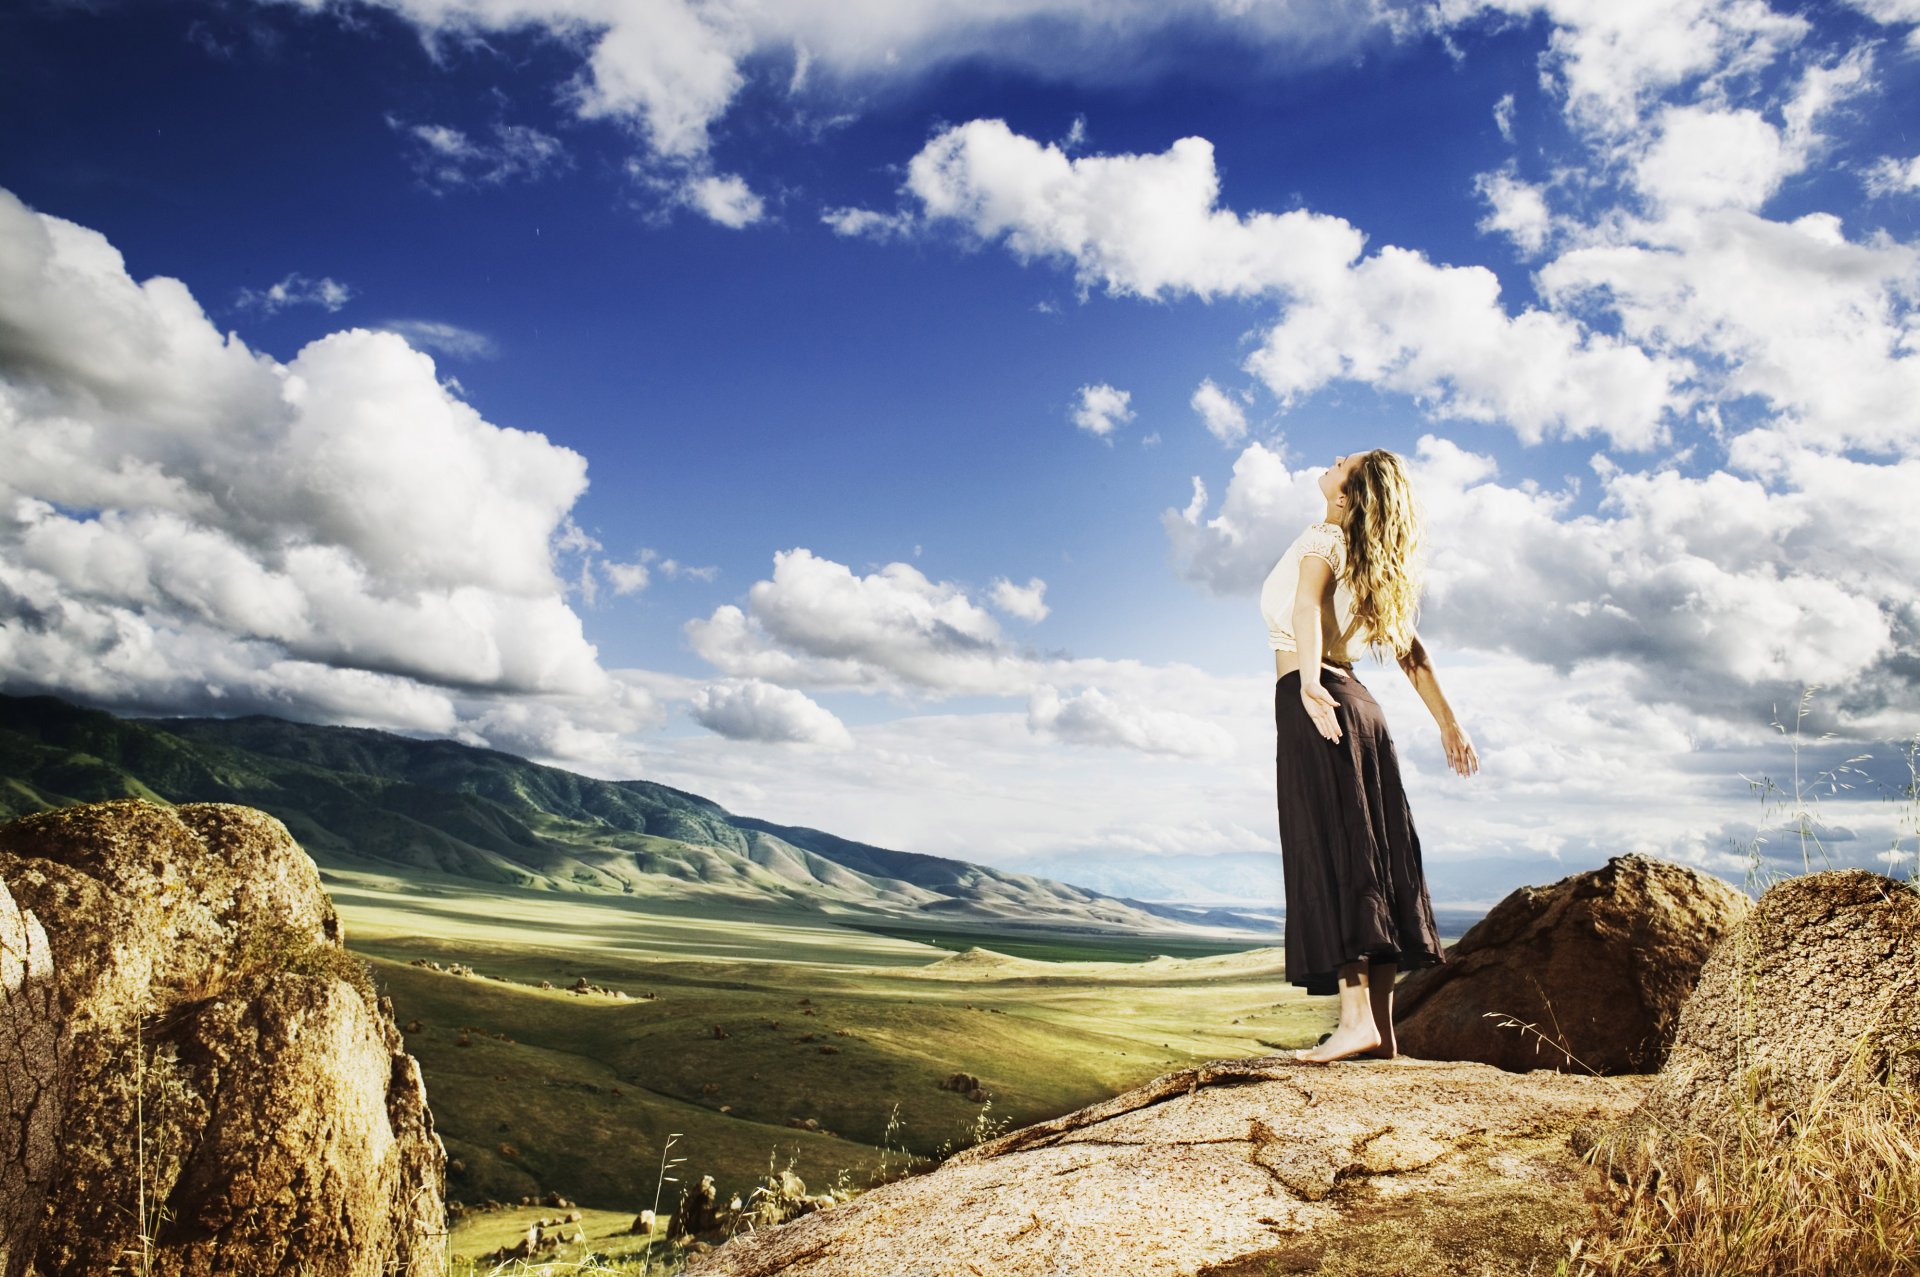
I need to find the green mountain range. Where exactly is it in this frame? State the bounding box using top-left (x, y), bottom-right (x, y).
top-left (0, 692), bottom-right (1263, 933)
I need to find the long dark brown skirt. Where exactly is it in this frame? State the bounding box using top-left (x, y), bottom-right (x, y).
top-left (1276, 668), bottom-right (1445, 996)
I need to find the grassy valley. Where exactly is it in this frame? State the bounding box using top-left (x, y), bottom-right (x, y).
top-left (334, 874), bottom-right (1336, 1266)
top-left (0, 692), bottom-right (1427, 1267)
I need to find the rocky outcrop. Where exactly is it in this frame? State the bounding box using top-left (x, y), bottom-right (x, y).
top-left (1394, 855), bottom-right (1750, 1074)
top-left (0, 800), bottom-right (446, 1277)
top-left (680, 1055), bottom-right (1646, 1277)
top-left (1, 877), bottom-right (65, 1277)
top-left (1594, 869), bottom-right (1920, 1177)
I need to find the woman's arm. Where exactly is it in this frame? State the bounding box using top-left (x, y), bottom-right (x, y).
top-left (1396, 631), bottom-right (1479, 777)
top-left (1292, 555), bottom-right (1343, 744)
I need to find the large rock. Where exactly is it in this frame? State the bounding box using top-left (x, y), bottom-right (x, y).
top-left (680, 1055), bottom-right (1646, 1277)
top-left (1, 876), bottom-right (65, 1277)
top-left (1394, 855), bottom-right (1750, 1074)
top-left (0, 800), bottom-right (446, 1277)
top-left (1595, 869), bottom-right (1920, 1176)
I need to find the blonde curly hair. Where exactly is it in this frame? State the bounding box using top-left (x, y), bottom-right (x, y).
top-left (1338, 449), bottom-right (1423, 660)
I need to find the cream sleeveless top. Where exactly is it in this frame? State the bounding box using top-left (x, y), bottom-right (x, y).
top-left (1259, 521), bottom-right (1365, 663)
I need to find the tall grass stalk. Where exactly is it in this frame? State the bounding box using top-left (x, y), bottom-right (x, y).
top-left (116, 1013), bottom-right (179, 1276)
top-left (1736, 684), bottom-right (1872, 888)
top-left (639, 1132), bottom-right (684, 1277)
top-left (135, 1015), bottom-right (148, 1276)
top-left (1885, 733), bottom-right (1920, 886)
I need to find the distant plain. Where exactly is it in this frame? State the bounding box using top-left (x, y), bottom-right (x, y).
top-left (333, 866), bottom-right (1475, 1266)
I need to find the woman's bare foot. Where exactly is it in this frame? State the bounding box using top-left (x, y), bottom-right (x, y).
top-left (1293, 1021), bottom-right (1382, 1063)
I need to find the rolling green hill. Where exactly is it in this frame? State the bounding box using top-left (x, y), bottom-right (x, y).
top-left (0, 692), bottom-right (1267, 935)
top-left (0, 690), bottom-right (1321, 1247)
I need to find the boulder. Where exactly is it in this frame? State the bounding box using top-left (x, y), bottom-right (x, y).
top-left (1594, 869), bottom-right (1920, 1177)
top-left (680, 1054), bottom-right (1645, 1277)
top-left (1394, 854), bottom-right (1749, 1074)
top-left (671, 1173), bottom-right (722, 1239)
top-left (0, 800), bottom-right (446, 1277)
top-left (0, 876), bottom-right (65, 1276)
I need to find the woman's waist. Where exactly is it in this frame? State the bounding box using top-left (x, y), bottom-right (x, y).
top-left (1275, 661), bottom-right (1363, 687)
top-left (1273, 646), bottom-right (1356, 676)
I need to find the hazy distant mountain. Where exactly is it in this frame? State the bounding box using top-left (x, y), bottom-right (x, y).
top-left (0, 693), bottom-right (1269, 934)
top-left (1004, 851), bottom-right (1285, 911)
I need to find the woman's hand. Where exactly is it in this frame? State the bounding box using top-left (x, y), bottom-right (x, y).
top-left (1441, 720), bottom-right (1479, 777)
top-left (1301, 678), bottom-right (1342, 744)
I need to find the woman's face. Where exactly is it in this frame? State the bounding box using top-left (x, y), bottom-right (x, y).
top-left (1318, 452), bottom-right (1366, 503)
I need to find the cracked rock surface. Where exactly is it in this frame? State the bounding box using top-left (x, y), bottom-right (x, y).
top-left (683, 1056), bottom-right (1647, 1277)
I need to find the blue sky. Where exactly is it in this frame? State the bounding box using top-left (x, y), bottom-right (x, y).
top-left (2, 0), bottom-right (1917, 908)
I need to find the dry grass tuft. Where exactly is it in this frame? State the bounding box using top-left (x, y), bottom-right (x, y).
top-left (1566, 1037), bottom-right (1920, 1276)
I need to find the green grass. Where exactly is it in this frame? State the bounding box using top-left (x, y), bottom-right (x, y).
top-left (831, 920), bottom-right (1263, 962)
top-left (325, 865), bottom-right (945, 967)
top-left (441, 1204), bottom-right (672, 1271)
top-left (330, 868), bottom-right (1348, 1265)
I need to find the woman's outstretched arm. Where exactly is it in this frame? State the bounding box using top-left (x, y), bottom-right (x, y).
top-left (1396, 631), bottom-right (1479, 777)
top-left (1292, 554), bottom-right (1344, 744)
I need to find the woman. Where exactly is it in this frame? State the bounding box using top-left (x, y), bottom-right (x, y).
top-left (1261, 449), bottom-right (1478, 1065)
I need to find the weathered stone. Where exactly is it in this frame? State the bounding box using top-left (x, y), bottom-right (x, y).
top-left (681, 1055), bottom-right (1645, 1277)
top-left (0, 800), bottom-right (446, 1277)
top-left (1395, 854), bottom-right (1749, 1074)
top-left (0, 877), bottom-right (66, 1277)
top-left (1594, 869), bottom-right (1920, 1178)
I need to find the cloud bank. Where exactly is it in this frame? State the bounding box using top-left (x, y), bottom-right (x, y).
top-left (685, 547), bottom-right (1237, 760)
top-left (0, 188), bottom-right (657, 757)
top-left (266, 0), bottom-right (1406, 227)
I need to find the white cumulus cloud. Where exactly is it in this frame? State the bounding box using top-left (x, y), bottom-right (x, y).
top-left (1071, 383), bottom-right (1133, 438)
top-left (1632, 106), bottom-right (1798, 213)
top-left (1027, 684), bottom-right (1233, 759)
top-left (602, 560), bottom-right (651, 596)
top-left (990, 577), bottom-right (1050, 623)
top-left (903, 119), bottom-right (1681, 450)
top-left (689, 678), bottom-right (854, 749)
top-left (820, 206), bottom-right (914, 239)
top-left (1190, 379), bottom-right (1249, 445)
top-left (1475, 167), bottom-right (1552, 254)
top-left (1429, 0), bottom-right (1809, 136)
top-left (685, 548), bottom-right (1015, 696)
top-left (684, 547), bottom-right (1267, 763)
top-left (685, 172), bottom-right (766, 229)
top-left (1864, 154), bottom-right (1920, 195)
